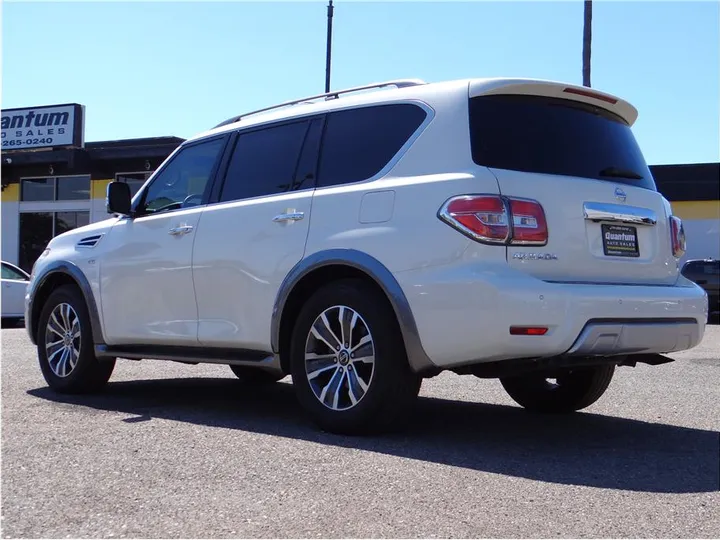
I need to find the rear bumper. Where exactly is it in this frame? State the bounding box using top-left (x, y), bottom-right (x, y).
top-left (395, 262), bottom-right (708, 369)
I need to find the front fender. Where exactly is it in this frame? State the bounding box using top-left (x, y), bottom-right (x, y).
top-left (26, 261), bottom-right (106, 346)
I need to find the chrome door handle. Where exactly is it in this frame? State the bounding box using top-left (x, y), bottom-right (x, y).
top-left (272, 211), bottom-right (305, 223)
top-left (168, 224), bottom-right (194, 236)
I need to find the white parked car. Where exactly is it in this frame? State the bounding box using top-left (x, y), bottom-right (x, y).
top-left (24, 77), bottom-right (708, 434)
top-left (2, 260), bottom-right (29, 326)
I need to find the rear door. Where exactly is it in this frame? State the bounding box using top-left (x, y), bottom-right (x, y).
top-left (192, 116), bottom-right (323, 350)
top-left (468, 83), bottom-right (678, 285)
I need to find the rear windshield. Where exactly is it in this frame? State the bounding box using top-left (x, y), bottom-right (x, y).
top-left (469, 95), bottom-right (657, 190)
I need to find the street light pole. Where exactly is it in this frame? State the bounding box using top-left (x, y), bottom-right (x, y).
top-left (325, 0), bottom-right (334, 93)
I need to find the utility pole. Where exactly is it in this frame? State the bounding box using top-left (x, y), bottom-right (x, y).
top-left (325, 0), bottom-right (334, 93)
top-left (582, 0), bottom-right (592, 87)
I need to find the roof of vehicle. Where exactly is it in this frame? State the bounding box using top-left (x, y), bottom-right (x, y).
top-left (186, 77), bottom-right (636, 144)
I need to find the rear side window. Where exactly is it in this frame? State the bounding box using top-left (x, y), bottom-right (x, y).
top-left (220, 120), bottom-right (311, 202)
top-left (469, 95), bottom-right (657, 190)
top-left (317, 103), bottom-right (427, 187)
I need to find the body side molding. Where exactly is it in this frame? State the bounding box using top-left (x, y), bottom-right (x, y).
top-left (271, 249), bottom-right (437, 373)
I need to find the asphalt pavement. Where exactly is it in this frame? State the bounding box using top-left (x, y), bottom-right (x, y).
top-left (1, 325), bottom-right (719, 538)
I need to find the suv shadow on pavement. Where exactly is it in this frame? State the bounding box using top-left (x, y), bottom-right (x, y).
top-left (27, 378), bottom-right (719, 495)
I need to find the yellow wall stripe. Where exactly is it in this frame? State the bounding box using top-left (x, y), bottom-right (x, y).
top-left (1, 183), bottom-right (19, 202)
top-left (91, 179), bottom-right (113, 199)
top-left (671, 200), bottom-right (720, 221)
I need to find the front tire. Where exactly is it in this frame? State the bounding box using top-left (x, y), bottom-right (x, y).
top-left (500, 365), bottom-right (615, 413)
top-left (37, 285), bottom-right (115, 394)
top-left (290, 279), bottom-right (421, 435)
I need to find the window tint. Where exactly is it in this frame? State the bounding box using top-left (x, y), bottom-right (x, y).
top-left (1, 263), bottom-right (27, 281)
top-left (317, 104), bottom-right (427, 187)
top-left (141, 138), bottom-right (225, 215)
top-left (220, 120), bottom-right (310, 202)
top-left (469, 95), bottom-right (657, 190)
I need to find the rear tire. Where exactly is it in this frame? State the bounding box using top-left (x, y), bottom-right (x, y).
top-left (500, 365), bottom-right (615, 413)
top-left (229, 365), bottom-right (284, 384)
top-left (37, 285), bottom-right (115, 394)
top-left (290, 279), bottom-right (421, 435)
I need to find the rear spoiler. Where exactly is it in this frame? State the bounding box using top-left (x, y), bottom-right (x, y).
top-left (468, 78), bottom-right (639, 126)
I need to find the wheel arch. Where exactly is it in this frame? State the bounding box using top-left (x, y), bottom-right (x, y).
top-left (272, 249), bottom-right (437, 375)
top-left (28, 261), bottom-right (105, 346)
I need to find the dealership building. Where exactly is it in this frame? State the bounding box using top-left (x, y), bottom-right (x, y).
top-left (1, 103), bottom-right (719, 273)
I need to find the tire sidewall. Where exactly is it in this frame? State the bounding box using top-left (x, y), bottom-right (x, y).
top-left (37, 285), bottom-right (107, 392)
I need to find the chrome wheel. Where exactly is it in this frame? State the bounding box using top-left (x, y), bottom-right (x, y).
top-left (304, 305), bottom-right (376, 411)
top-left (44, 303), bottom-right (81, 378)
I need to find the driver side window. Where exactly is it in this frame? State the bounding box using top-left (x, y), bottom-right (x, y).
top-left (140, 137), bottom-right (225, 215)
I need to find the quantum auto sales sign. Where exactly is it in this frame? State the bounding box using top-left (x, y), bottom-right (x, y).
top-left (1, 103), bottom-right (85, 150)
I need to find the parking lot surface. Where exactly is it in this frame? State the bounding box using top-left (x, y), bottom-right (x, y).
top-left (2, 325), bottom-right (719, 538)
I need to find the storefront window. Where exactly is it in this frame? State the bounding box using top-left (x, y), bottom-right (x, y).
top-left (20, 175), bottom-right (91, 202)
top-left (21, 178), bottom-right (55, 201)
top-left (19, 211), bottom-right (90, 272)
top-left (19, 212), bottom-right (53, 271)
top-left (57, 175), bottom-right (91, 200)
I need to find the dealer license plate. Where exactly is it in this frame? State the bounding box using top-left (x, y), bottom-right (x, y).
top-left (601, 224), bottom-right (639, 258)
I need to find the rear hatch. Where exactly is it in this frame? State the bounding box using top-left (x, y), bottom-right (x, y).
top-left (468, 79), bottom-right (679, 286)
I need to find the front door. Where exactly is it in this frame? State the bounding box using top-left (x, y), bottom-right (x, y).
top-left (99, 136), bottom-right (227, 345)
top-left (1, 262), bottom-right (29, 318)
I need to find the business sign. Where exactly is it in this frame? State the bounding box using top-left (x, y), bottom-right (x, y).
top-left (1, 103), bottom-right (85, 151)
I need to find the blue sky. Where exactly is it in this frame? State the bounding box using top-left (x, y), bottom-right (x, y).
top-left (2, 1), bottom-right (718, 165)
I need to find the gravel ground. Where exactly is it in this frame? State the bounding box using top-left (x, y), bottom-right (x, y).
top-left (1, 324), bottom-right (719, 538)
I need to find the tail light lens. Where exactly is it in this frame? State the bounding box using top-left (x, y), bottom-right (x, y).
top-left (669, 215), bottom-right (686, 258)
top-left (508, 198), bottom-right (548, 245)
top-left (438, 195), bottom-right (509, 244)
top-left (439, 195), bottom-right (547, 246)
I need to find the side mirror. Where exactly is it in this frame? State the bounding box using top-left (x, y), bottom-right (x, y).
top-left (106, 181), bottom-right (132, 216)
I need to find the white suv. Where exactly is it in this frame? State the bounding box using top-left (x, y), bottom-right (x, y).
top-left (25, 78), bottom-right (708, 434)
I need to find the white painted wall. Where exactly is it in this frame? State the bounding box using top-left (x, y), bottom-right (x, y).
top-left (1, 200), bottom-right (20, 265)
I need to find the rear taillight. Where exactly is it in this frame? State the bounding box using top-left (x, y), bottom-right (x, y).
top-left (439, 195), bottom-right (547, 246)
top-left (669, 215), bottom-right (686, 258)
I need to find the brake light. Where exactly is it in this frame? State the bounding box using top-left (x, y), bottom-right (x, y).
top-left (562, 87), bottom-right (618, 105)
top-left (439, 195), bottom-right (547, 246)
top-left (669, 215), bottom-right (686, 258)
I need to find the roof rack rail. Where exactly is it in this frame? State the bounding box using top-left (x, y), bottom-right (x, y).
top-left (212, 78), bottom-right (427, 129)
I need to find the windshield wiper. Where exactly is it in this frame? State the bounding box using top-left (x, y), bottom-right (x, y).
top-left (599, 167), bottom-right (644, 180)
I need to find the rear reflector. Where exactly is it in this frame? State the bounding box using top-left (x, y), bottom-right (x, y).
top-left (510, 326), bottom-right (548, 336)
top-left (563, 87), bottom-right (618, 105)
top-left (439, 194), bottom-right (548, 246)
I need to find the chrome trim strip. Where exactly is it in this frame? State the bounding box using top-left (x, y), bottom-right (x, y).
top-left (583, 202), bottom-right (657, 226)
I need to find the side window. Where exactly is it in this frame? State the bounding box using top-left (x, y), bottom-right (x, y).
top-left (220, 120), bottom-right (311, 203)
top-left (317, 104), bottom-right (427, 188)
top-left (140, 138), bottom-right (225, 215)
top-left (1, 264), bottom-right (27, 281)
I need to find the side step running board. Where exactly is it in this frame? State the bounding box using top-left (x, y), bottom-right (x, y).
top-left (94, 344), bottom-right (283, 373)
